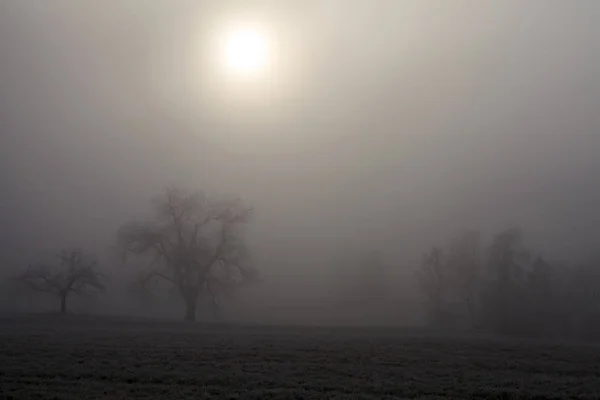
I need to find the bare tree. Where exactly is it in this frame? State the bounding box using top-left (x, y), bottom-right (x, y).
top-left (417, 247), bottom-right (449, 326)
top-left (117, 187), bottom-right (256, 322)
top-left (445, 231), bottom-right (483, 327)
top-left (18, 249), bottom-right (105, 313)
top-left (487, 227), bottom-right (530, 284)
top-left (482, 227), bottom-right (531, 334)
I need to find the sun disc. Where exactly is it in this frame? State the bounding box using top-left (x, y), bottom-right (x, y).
top-left (223, 28), bottom-right (269, 75)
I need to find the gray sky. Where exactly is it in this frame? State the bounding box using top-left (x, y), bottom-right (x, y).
top-left (1, 0), bottom-right (600, 284)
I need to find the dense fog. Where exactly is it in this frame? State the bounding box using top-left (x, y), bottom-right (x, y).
top-left (1, 1), bottom-right (600, 329)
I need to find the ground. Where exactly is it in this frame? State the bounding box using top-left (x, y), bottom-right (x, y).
top-left (1, 315), bottom-right (599, 399)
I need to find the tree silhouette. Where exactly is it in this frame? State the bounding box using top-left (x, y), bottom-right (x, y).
top-left (417, 247), bottom-right (450, 326)
top-left (482, 227), bottom-right (531, 334)
top-left (445, 231), bottom-right (483, 327)
top-left (18, 249), bottom-right (105, 313)
top-left (117, 187), bottom-right (256, 322)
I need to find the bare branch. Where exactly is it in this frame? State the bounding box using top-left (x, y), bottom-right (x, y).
top-left (153, 271), bottom-right (178, 285)
top-left (18, 249), bottom-right (105, 313)
top-left (117, 186), bottom-right (256, 321)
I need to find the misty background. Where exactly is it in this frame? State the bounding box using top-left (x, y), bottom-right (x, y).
top-left (1, 1), bottom-right (600, 325)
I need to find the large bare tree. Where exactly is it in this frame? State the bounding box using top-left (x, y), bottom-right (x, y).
top-left (18, 249), bottom-right (105, 313)
top-left (117, 188), bottom-right (255, 321)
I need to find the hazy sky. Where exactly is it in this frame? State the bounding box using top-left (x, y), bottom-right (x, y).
top-left (1, 0), bottom-right (600, 279)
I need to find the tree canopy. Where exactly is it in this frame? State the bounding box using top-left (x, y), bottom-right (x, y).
top-left (117, 187), bottom-right (256, 321)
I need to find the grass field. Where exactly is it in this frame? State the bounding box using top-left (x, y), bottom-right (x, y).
top-left (1, 315), bottom-right (599, 399)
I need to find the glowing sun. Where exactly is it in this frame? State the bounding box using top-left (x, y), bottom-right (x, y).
top-left (222, 28), bottom-right (270, 76)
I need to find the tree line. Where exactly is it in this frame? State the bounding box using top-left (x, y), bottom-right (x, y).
top-left (12, 186), bottom-right (600, 340)
top-left (418, 228), bottom-right (600, 340)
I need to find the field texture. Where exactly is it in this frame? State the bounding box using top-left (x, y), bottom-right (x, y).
top-left (1, 316), bottom-right (600, 399)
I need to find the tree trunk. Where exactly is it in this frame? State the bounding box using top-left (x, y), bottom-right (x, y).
top-left (184, 296), bottom-right (197, 322)
top-left (60, 293), bottom-right (67, 313)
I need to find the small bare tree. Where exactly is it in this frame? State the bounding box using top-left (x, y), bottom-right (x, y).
top-left (18, 249), bottom-right (105, 313)
top-left (117, 187), bottom-right (256, 322)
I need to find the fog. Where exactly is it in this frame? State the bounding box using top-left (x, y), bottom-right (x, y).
top-left (1, 1), bottom-right (600, 325)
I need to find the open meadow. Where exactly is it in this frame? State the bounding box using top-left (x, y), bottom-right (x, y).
top-left (1, 315), bottom-right (600, 399)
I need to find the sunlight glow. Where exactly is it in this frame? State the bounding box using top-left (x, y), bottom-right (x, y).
top-left (222, 28), bottom-right (270, 76)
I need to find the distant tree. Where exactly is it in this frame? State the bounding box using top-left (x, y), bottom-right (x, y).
top-left (417, 228), bottom-right (600, 340)
top-left (481, 227), bottom-right (530, 334)
top-left (18, 249), bottom-right (105, 313)
top-left (445, 231), bottom-right (483, 327)
top-left (565, 260), bottom-right (600, 340)
top-left (417, 247), bottom-right (451, 326)
top-left (487, 228), bottom-right (530, 283)
top-left (526, 256), bottom-right (567, 337)
top-left (117, 187), bottom-right (256, 322)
